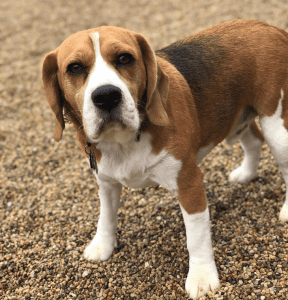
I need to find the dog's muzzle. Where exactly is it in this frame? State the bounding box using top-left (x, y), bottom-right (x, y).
top-left (91, 85), bottom-right (122, 112)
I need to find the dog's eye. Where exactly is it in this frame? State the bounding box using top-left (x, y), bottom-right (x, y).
top-left (117, 54), bottom-right (133, 66)
top-left (67, 63), bottom-right (85, 75)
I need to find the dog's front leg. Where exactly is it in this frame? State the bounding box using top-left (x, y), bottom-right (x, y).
top-left (178, 165), bottom-right (220, 298)
top-left (84, 179), bottom-right (122, 261)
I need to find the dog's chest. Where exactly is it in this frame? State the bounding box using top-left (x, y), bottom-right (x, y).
top-left (96, 133), bottom-right (182, 194)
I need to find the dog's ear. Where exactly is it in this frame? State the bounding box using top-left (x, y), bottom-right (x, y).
top-left (42, 50), bottom-right (65, 141)
top-left (136, 34), bottom-right (169, 126)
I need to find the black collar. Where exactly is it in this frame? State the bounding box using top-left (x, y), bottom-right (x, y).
top-left (135, 89), bottom-right (148, 142)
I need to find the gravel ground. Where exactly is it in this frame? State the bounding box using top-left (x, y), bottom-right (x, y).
top-left (1, 0), bottom-right (288, 299)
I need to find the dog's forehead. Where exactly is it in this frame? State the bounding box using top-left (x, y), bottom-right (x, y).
top-left (97, 26), bottom-right (138, 45)
top-left (57, 27), bottom-right (141, 71)
top-left (57, 31), bottom-right (95, 67)
top-left (95, 26), bottom-right (141, 60)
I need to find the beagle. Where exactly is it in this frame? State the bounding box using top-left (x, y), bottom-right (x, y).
top-left (42, 19), bottom-right (288, 298)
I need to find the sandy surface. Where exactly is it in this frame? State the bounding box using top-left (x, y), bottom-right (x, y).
top-left (1, 0), bottom-right (288, 299)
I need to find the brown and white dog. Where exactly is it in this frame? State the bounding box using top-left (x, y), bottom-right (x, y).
top-left (42, 20), bottom-right (288, 298)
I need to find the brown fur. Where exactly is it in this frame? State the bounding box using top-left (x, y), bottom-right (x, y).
top-left (143, 57), bottom-right (204, 213)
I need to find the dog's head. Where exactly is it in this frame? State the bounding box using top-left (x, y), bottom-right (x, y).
top-left (42, 26), bottom-right (169, 143)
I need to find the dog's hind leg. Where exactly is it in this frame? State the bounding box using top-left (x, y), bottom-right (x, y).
top-left (259, 89), bottom-right (288, 222)
top-left (229, 120), bottom-right (264, 184)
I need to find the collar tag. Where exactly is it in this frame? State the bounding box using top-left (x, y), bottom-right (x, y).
top-left (85, 142), bottom-right (98, 174)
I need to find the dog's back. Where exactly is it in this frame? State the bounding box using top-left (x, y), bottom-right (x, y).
top-left (157, 19), bottom-right (288, 146)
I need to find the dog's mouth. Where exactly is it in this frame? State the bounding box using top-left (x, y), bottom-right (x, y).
top-left (84, 97), bottom-right (141, 144)
top-left (99, 118), bottom-right (126, 135)
top-left (88, 117), bottom-right (137, 143)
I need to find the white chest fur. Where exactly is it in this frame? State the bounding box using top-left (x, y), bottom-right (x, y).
top-left (95, 133), bottom-right (182, 195)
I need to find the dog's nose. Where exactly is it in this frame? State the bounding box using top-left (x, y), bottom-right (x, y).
top-left (91, 85), bottom-right (122, 112)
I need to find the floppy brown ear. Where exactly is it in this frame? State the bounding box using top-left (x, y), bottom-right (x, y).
top-left (42, 50), bottom-right (65, 141)
top-left (136, 34), bottom-right (169, 126)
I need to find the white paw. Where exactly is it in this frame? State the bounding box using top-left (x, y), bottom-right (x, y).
top-left (229, 166), bottom-right (257, 184)
top-left (84, 235), bottom-right (117, 261)
top-left (279, 203), bottom-right (288, 222)
top-left (185, 262), bottom-right (220, 299)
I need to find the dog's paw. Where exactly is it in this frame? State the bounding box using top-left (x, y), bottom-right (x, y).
top-left (185, 262), bottom-right (220, 299)
top-left (229, 166), bottom-right (257, 184)
top-left (84, 236), bottom-right (117, 261)
top-left (279, 203), bottom-right (288, 222)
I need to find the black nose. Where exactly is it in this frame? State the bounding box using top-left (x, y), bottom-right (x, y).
top-left (91, 85), bottom-right (122, 112)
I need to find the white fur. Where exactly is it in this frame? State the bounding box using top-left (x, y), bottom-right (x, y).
top-left (95, 132), bottom-right (182, 193)
top-left (259, 89), bottom-right (288, 221)
top-left (84, 180), bottom-right (121, 260)
top-left (82, 32), bottom-right (140, 144)
top-left (280, 203), bottom-right (288, 222)
top-left (229, 124), bottom-right (263, 183)
top-left (84, 132), bottom-right (182, 261)
top-left (179, 205), bottom-right (220, 298)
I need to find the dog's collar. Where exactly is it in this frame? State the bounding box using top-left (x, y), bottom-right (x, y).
top-left (135, 88), bottom-right (148, 142)
top-left (135, 117), bottom-right (147, 142)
